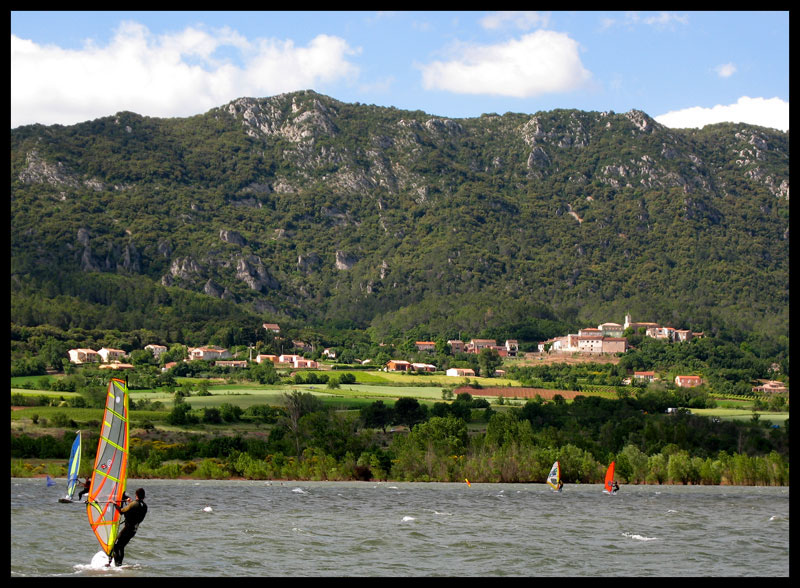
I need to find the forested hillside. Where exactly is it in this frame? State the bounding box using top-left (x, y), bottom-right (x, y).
top-left (10, 90), bottom-right (789, 351)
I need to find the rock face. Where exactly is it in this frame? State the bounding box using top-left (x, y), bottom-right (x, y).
top-left (10, 91), bottom-right (789, 329)
top-left (297, 253), bottom-right (322, 273)
top-left (220, 230), bottom-right (246, 246)
top-left (335, 251), bottom-right (358, 270)
top-left (236, 255), bottom-right (278, 292)
top-left (20, 149), bottom-right (105, 191)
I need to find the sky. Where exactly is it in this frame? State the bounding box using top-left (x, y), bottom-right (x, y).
top-left (11, 11), bottom-right (789, 132)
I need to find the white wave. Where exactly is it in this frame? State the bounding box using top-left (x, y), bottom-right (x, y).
top-left (203, 506), bottom-right (213, 512)
top-left (623, 532), bottom-right (657, 541)
top-left (401, 516), bottom-right (415, 522)
top-left (667, 509), bottom-right (678, 513)
top-left (292, 487), bottom-right (307, 494)
top-left (73, 551), bottom-right (129, 572)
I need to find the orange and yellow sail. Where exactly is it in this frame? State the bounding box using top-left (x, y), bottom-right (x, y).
top-left (86, 378), bottom-right (129, 555)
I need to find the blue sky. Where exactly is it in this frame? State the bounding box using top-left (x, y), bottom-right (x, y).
top-left (11, 11), bottom-right (789, 131)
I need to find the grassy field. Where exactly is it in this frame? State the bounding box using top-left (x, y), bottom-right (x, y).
top-left (12, 373), bottom-right (788, 428)
top-left (691, 407), bottom-right (789, 424)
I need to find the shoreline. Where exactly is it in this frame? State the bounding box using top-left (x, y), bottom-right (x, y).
top-left (18, 473), bottom-right (783, 486)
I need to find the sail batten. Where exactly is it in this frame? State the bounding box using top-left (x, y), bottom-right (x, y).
top-left (86, 378), bottom-right (129, 556)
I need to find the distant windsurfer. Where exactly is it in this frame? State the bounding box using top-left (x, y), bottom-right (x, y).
top-left (557, 479), bottom-right (564, 492)
top-left (611, 480), bottom-right (619, 493)
top-left (109, 488), bottom-right (148, 567)
top-left (77, 477), bottom-right (91, 501)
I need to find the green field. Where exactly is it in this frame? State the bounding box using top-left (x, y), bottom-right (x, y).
top-left (691, 407), bottom-right (789, 424)
top-left (11, 373), bottom-right (788, 426)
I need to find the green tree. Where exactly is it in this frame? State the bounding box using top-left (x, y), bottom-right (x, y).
top-left (282, 391), bottom-right (324, 457)
top-left (360, 400), bottom-right (395, 433)
top-left (393, 397), bottom-right (427, 428)
top-left (202, 407), bottom-right (222, 424)
top-left (39, 337), bottom-right (68, 371)
top-left (219, 403), bottom-right (243, 422)
top-left (250, 360), bottom-right (279, 384)
top-left (478, 347), bottom-right (503, 377)
top-left (166, 402), bottom-right (196, 425)
top-left (484, 411), bottom-right (534, 448)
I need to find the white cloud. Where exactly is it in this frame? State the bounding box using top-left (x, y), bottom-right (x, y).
top-left (655, 96), bottom-right (788, 132)
top-left (606, 12), bottom-right (688, 30)
top-left (419, 31), bottom-right (591, 98)
top-left (715, 62), bottom-right (737, 78)
top-left (642, 12), bottom-right (688, 27)
top-left (480, 11), bottom-right (551, 31)
top-left (10, 22), bottom-right (360, 128)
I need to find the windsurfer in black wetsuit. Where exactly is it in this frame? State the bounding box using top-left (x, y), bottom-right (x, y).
top-left (611, 480), bottom-right (620, 493)
top-left (109, 488), bottom-right (147, 567)
top-left (77, 477), bottom-right (91, 501)
top-left (557, 479), bottom-right (564, 492)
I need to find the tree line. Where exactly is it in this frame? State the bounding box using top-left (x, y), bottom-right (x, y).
top-left (11, 389), bottom-right (788, 485)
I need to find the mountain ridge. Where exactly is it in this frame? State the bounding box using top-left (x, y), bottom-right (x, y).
top-left (10, 90), bottom-right (789, 345)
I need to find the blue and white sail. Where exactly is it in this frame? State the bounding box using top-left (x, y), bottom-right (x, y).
top-left (65, 431), bottom-right (81, 500)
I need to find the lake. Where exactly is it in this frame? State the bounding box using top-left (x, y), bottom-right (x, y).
top-left (10, 478), bottom-right (789, 577)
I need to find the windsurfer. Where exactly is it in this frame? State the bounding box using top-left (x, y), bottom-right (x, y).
top-left (611, 481), bottom-right (619, 493)
top-left (77, 477), bottom-right (91, 501)
top-left (557, 479), bottom-right (564, 492)
top-left (109, 488), bottom-right (148, 567)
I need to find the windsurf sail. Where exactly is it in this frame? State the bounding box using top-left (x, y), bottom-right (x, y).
top-left (46, 475), bottom-right (57, 487)
top-left (65, 431), bottom-right (81, 499)
top-left (546, 461), bottom-right (561, 490)
top-left (603, 461), bottom-right (615, 494)
top-left (86, 378), bottom-right (129, 556)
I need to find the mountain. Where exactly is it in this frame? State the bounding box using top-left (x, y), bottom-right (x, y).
top-left (10, 90), bottom-right (789, 346)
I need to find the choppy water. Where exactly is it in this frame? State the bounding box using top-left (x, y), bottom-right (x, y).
top-left (11, 478), bottom-right (789, 577)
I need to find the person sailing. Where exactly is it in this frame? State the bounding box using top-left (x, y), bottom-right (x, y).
top-left (77, 477), bottom-right (91, 501)
top-left (108, 488), bottom-right (148, 567)
top-left (611, 480), bottom-right (620, 494)
top-left (557, 479), bottom-right (564, 492)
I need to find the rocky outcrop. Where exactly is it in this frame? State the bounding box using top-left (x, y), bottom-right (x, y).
top-left (19, 150), bottom-right (104, 191)
top-left (162, 257), bottom-right (204, 287)
top-left (297, 252), bottom-right (322, 273)
top-left (236, 255), bottom-right (278, 292)
top-left (220, 229), bottom-right (246, 246)
top-left (335, 251), bottom-right (358, 270)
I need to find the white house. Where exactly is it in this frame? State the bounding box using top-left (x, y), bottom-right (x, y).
top-left (188, 347), bottom-right (231, 361)
top-left (446, 368), bottom-right (476, 377)
top-left (293, 358), bottom-right (318, 369)
top-left (98, 348), bottom-right (127, 363)
top-left (145, 344), bottom-right (167, 359)
top-left (411, 362), bottom-right (436, 373)
top-left (504, 340), bottom-right (519, 356)
top-left (67, 349), bottom-right (100, 364)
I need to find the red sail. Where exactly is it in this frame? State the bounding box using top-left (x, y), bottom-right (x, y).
top-left (604, 461), bottom-right (615, 493)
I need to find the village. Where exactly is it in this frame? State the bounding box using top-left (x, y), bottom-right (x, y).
top-left (61, 315), bottom-right (788, 396)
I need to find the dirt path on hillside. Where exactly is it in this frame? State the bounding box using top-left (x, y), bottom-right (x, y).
top-left (517, 353), bottom-right (620, 366)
